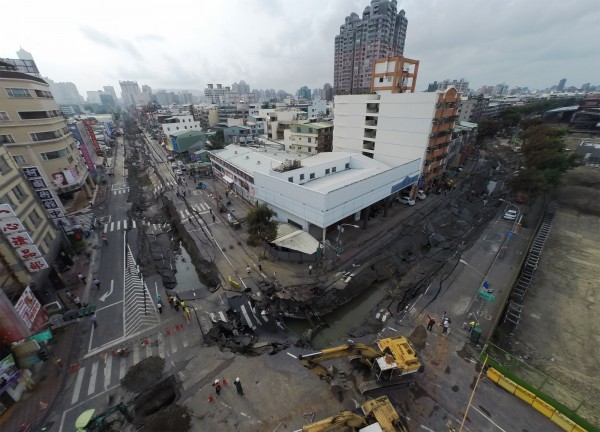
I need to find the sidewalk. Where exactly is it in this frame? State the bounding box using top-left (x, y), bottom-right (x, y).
top-left (0, 238), bottom-right (98, 432)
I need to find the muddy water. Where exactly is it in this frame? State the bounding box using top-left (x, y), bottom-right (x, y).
top-left (285, 279), bottom-right (393, 349)
top-left (171, 242), bottom-right (208, 292)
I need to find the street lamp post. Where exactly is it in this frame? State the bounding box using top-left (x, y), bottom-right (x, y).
top-left (335, 224), bottom-right (359, 260)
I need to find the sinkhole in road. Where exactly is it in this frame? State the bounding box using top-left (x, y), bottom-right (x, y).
top-left (171, 242), bottom-right (208, 292)
top-left (285, 279), bottom-right (392, 349)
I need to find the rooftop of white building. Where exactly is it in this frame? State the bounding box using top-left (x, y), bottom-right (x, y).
top-left (211, 145), bottom-right (411, 194)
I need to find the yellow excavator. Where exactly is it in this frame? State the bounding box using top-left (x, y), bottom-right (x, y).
top-left (298, 336), bottom-right (423, 394)
top-left (297, 395), bottom-right (407, 432)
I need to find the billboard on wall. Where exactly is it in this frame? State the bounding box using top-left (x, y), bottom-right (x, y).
top-left (69, 124), bottom-right (96, 173)
top-left (50, 167), bottom-right (80, 187)
top-left (15, 286), bottom-right (48, 332)
top-left (0, 290), bottom-right (30, 345)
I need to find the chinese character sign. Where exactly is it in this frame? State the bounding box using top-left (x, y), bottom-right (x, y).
top-left (28, 178), bottom-right (47, 189)
top-left (0, 218), bottom-right (25, 234)
top-left (41, 199), bottom-right (59, 210)
top-left (21, 166), bottom-right (42, 179)
top-left (35, 189), bottom-right (54, 200)
top-left (16, 245), bottom-right (41, 260)
top-left (0, 204), bottom-right (16, 219)
top-left (24, 257), bottom-right (48, 272)
top-left (6, 232), bottom-right (33, 247)
top-left (15, 286), bottom-right (43, 328)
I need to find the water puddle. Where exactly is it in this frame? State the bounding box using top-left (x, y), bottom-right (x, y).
top-left (285, 279), bottom-right (392, 349)
top-left (171, 242), bottom-right (208, 292)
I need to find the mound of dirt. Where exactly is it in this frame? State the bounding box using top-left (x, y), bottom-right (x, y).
top-left (121, 356), bottom-right (165, 393)
top-left (137, 404), bottom-right (191, 432)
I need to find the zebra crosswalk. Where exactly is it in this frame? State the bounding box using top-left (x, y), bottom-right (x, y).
top-left (179, 203), bottom-right (211, 221)
top-left (102, 219), bottom-right (172, 234)
top-left (124, 245), bottom-right (159, 335)
top-left (111, 183), bottom-right (129, 196)
top-left (71, 329), bottom-right (192, 405)
top-left (225, 296), bottom-right (284, 332)
top-left (112, 188), bottom-right (130, 195)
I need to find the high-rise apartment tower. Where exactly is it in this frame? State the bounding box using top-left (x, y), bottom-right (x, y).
top-left (334, 0), bottom-right (407, 95)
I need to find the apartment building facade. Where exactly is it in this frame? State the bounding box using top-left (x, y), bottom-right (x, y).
top-left (0, 69), bottom-right (94, 209)
top-left (284, 122), bottom-right (334, 153)
top-left (334, 0), bottom-right (408, 95)
top-left (333, 87), bottom-right (459, 188)
top-left (370, 56), bottom-right (419, 94)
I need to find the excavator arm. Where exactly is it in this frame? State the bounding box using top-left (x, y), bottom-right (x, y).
top-left (298, 342), bottom-right (382, 379)
top-left (301, 411), bottom-right (368, 432)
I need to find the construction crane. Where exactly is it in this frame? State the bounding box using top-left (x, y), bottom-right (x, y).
top-left (298, 336), bottom-right (423, 393)
top-left (296, 396), bottom-right (407, 432)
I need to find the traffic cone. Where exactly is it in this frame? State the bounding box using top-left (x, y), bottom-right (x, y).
top-left (208, 394), bottom-right (214, 403)
top-left (222, 377), bottom-right (228, 385)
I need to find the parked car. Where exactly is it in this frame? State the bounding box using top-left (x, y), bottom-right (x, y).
top-left (170, 162), bottom-right (178, 169)
top-left (174, 169), bottom-right (183, 176)
top-left (416, 190), bottom-right (427, 200)
top-left (396, 196), bottom-right (416, 206)
top-left (503, 209), bottom-right (518, 220)
top-left (167, 156), bottom-right (175, 162)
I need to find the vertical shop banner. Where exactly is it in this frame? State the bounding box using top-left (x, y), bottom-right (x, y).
top-left (0, 204), bottom-right (16, 219)
top-left (0, 218), bottom-right (25, 234)
top-left (14, 287), bottom-right (48, 331)
top-left (6, 232), bottom-right (34, 248)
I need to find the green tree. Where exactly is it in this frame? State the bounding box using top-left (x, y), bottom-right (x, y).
top-left (246, 204), bottom-right (278, 251)
top-left (261, 102), bottom-right (271, 109)
top-left (476, 119), bottom-right (501, 144)
top-left (498, 108), bottom-right (522, 129)
top-left (206, 130), bottom-right (225, 150)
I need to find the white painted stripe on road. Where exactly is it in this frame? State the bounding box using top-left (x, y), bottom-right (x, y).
top-left (117, 220), bottom-right (121, 231)
top-left (103, 224), bottom-right (108, 234)
top-left (157, 332), bottom-right (165, 358)
top-left (71, 366), bottom-right (86, 404)
top-left (153, 224), bottom-right (158, 230)
top-left (182, 334), bottom-right (189, 348)
top-left (180, 210), bottom-right (186, 219)
top-left (186, 209), bottom-right (191, 216)
top-left (124, 219), bottom-right (128, 230)
top-left (171, 336), bottom-right (178, 354)
top-left (119, 357), bottom-right (127, 379)
top-left (240, 305), bottom-right (256, 329)
top-left (218, 311), bottom-right (227, 322)
top-left (104, 355), bottom-right (112, 390)
top-left (471, 406), bottom-right (507, 432)
top-left (88, 361), bottom-right (99, 395)
top-left (110, 222), bottom-right (114, 232)
top-left (132, 220), bottom-right (136, 229)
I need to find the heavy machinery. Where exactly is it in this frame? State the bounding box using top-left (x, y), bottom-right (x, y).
top-left (298, 336), bottom-right (423, 394)
top-left (297, 395), bottom-right (407, 432)
top-left (75, 402), bottom-right (133, 431)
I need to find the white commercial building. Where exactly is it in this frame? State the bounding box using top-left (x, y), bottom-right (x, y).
top-left (161, 115), bottom-right (202, 135)
top-left (209, 145), bottom-right (421, 242)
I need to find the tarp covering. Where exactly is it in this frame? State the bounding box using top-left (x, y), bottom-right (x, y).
top-left (272, 223), bottom-right (320, 255)
top-left (222, 175), bottom-right (234, 184)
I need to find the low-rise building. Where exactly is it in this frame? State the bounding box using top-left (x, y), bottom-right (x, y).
top-left (167, 130), bottom-right (211, 157)
top-left (283, 122), bottom-right (333, 153)
top-left (209, 145), bottom-right (421, 242)
top-left (161, 114), bottom-right (201, 135)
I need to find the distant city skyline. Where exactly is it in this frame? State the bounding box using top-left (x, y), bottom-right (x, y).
top-left (1, 0), bottom-right (598, 97)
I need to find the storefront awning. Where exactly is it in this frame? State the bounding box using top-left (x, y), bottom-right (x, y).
top-left (272, 224), bottom-right (320, 255)
top-left (222, 175), bottom-right (234, 184)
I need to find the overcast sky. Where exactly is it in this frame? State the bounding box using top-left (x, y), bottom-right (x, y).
top-left (1, 0), bottom-right (598, 97)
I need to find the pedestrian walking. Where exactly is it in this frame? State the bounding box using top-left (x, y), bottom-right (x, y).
top-left (308, 264), bottom-right (313, 275)
top-left (157, 302), bottom-right (163, 314)
top-left (426, 315), bottom-right (436, 331)
top-left (442, 317), bottom-right (451, 334)
top-left (65, 290), bottom-right (72, 300)
top-left (209, 208), bottom-right (213, 215)
top-left (90, 314), bottom-right (97, 328)
top-left (246, 265), bottom-right (251, 275)
top-left (234, 377), bottom-right (244, 395)
top-left (173, 298), bottom-right (180, 311)
top-left (213, 379), bottom-right (222, 396)
top-left (183, 307), bottom-right (191, 323)
top-left (93, 277), bottom-right (101, 289)
top-left (179, 299), bottom-right (186, 309)
top-left (167, 294), bottom-right (174, 308)
top-left (73, 296), bottom-right (82, 308)
top-left (78, 273), bottom-right (86, 284)
top-left (272, 271), bottom-right (277, 280)
top-left (258, 259), bottom-right (262, 272)
top-left (212, 214), bottom-right (216, 223)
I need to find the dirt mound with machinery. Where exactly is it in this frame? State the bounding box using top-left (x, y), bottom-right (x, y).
top-left (121, 356), bottom-right (165, 393)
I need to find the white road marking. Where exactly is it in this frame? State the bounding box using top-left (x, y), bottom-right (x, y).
top-left (471, 406), bottom-right (507, 432)
top-left (119, 357), bottom-right (127, 379)
top-left (104, 355), bottom-right (112, 390)
top-left (133, 342), bottom-right (140, 364)
top-left (132, 220), bottom-right (136, 229)
top-left (158, 332), bottom-right (165, 358)
top-left (88, 361), bottom-right (98, 395)
top-left (286, 352), bottom-right (297, 359)
top-left (71, 366), bottom-right (86, 404)
top-left (110, 222), bottom-right (114, 232)
top-left (116, 220), bottom-right (121, 231)
top-left (103, 224), bottom-right (108, 233)
top-left (124, 219), bottom-right (128, 230)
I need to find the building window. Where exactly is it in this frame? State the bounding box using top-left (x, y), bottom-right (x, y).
top-left (13, 184), bottom-right (27, 202)
top-left (0, 155), bottom-right (11, 174)
top-left (310, 173), bottom-right (315, 179)
top-left (332, 166), bottom-right (336, 172)
top-left (31, 130), bottom-right (62, 142)
top-left (307, 138), bottom-right (311, 143)
top-left (40, 148), bottom-right (68, 160)
top-left (288, 177), bottom-right (293, 183)
top-left (6, 88), bottom-right (31, 98)
top-left (0, 134), bottom-right (16, 144)
top-left (67, 156), bottom-right (74, 163)
top-left (34, 89), bottom-right (53, 99)
top-left (379, 77), bottom-right (384, 83)
top-left (300, 174), bottom-right (304, 180)
top-left (29, 209), bottom-right (42, 226)
top-left (18, 110), bottom-right (60, 120)
top-left (0, 192), bottom-right (15, 207)
top-left (0, 111), bottom-right (10, 121)
top-left (325, 168), bottom-right (330, 175)
top-left (12, 154), bottom-right (26, 164)
top-left (345, 163), bottom-right (350, 169)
